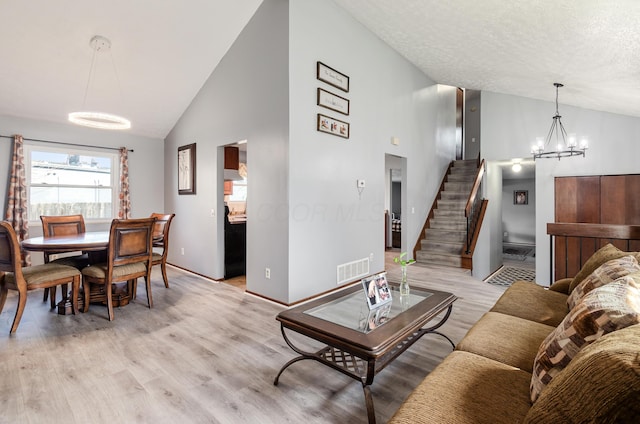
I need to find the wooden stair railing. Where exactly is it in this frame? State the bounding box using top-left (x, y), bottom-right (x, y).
top-left (464, 158), bottom-right (486, 254)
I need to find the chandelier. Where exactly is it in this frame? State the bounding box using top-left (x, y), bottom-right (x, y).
top-left (531, 83), bottom-right (587, 160)
top-left (68, 36), bottom-right (131, 130)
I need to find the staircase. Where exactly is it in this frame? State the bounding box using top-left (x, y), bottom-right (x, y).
top-left (415, 159), bottom-right (479, 268)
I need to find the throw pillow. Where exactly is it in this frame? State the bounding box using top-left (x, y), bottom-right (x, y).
top-left (530, 276), bottom-right (640, 403)
top-left (567, 255), bottom-right (640, 310)
top-left (568, 243), bottom-right (624, 294)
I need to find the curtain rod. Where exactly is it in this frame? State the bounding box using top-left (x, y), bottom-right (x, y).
top-left (0, 134), bottom-right (134, 152)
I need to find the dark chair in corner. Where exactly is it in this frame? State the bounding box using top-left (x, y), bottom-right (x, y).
top-left (40, 214), bottom-right (90, 308)
top-left (81, 218), bottom-right (155, 321)
top-left (150, 213), bottom-right (175, 288)
top-left (0, 221), bottom-right (81, 334)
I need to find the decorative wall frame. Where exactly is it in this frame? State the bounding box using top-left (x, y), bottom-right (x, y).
top-left (317, 88), bottom-right (350, 115)
top-left (317, 61), bottom-right (349, 92)
top-left (317, 114), bottom-right (350, 139)
top-left (178, 143), bottom-right (196, 195)
top-left (361, 272), bottom-right (392, 310)
top-left (514, 190), bottom-right (528, 205)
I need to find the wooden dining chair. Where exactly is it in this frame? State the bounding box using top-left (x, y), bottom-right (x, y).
top-left (0, 221), bottom-right (81, 334)
top-left (81, 218), bottom-right (155, 321)
top-left (40, 214), bottom-right (90, 308)
top-left (150, 213), bottom-right (175, 288)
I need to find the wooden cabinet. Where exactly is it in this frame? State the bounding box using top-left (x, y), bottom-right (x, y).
top-left (224, 181), bottom-right (233, 195)
top-left (224, 146), bottom-right (239, 170)
top-left (554, 174), bottom-right (640, 279)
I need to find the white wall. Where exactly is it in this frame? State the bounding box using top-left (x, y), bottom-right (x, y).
top-left (480, 91), bottom-right (640, 285)
top-left (287, 0), bottom-right (455, 302)
top-left (502, 177), bottom-right (535, 244)
top-left (0, 114), bottom-right (164, 263)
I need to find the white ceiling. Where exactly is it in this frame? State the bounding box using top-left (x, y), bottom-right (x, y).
top-left (1, 1), bottom-right (640, 140)
top-left (0, 0), bottom-right (262, 139)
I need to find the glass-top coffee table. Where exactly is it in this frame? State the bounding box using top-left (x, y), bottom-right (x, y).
top-left (274, 282), bottom-right (457, 424)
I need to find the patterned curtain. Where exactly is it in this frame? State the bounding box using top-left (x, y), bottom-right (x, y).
top-left (5, 135), bottom-right (31, 266)
top-left (118, 147), bottom-right (131, 219)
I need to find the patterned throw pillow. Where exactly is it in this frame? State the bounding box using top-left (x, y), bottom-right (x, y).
top-left (530, 276), bottom-right (640, 403)
top-left (567, 255), bottom-right (640, 310)
top-left (568, 243), bottom-right (624, 294)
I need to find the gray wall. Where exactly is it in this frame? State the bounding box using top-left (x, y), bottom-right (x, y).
top-left (502, 177), bottom-right (535, 245)
top-left (287, 1), bottom-right (455, 302)
top-left (0, 114), bottom-right (164, 263)
top-left (163, 0), bottom-right (290, 302)
top-left (164, 0), bottom-right (456, 303)
top-left (480, 91), bottom-right (640, 285)
top-left (464, 89), bottom-right (481, 160)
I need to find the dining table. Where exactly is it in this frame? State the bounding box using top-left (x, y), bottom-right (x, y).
top-left (21, 231), bottom-right (130, 315)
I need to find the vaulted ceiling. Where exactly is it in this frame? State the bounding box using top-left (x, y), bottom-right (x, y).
top-left (1, 0), bottom-right (639, 139)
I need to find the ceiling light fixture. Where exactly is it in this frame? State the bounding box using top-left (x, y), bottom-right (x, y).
top-left (68, 35), bottom-right (131, 130)
top-left (531, 83), bottom-right (587, 160)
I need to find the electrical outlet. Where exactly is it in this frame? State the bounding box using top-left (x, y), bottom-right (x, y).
top-left (210, 208), bottom-right (215, 217)
top-left (265, 268), bottom-right (271, 279)
top-left (181, 247), bottom-right (185, 255)
top-left (357, 179), bottom-right (366, 188)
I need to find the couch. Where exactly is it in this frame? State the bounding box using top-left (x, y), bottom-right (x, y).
top-left (389, 243), bottom-right (640, 424)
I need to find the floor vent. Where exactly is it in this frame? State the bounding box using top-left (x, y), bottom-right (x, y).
top-left (337, 257), bottom-right (370, 286)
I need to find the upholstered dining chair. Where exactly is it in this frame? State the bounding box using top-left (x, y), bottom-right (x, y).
top-left (0, 221), bottom-right (81, 334)
top-left (40, 214), bottom-right (90, 308)
top-left (150, 213), bottom-right (175, 288)
top-left (81, 217), bottom-right (155, 321)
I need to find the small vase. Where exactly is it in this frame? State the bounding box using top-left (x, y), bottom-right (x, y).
top-left (399, 265), bottom-right (410, 296)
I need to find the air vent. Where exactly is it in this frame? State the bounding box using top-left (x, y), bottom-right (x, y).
top-left (337, 257), bottom-right (370, 286)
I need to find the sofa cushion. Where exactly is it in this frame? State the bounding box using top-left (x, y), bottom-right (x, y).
top-left (388, 351), bottom-right (532, 424)
top-left (489, 281), bottom-right (568, 327)
top-left (530, 277), bottom-right (640, 402)
top-left (524, 323), bottom-right (640, 424)
top-left (567, 255), bottom-right (640, 309)
top-left (455, 312), bottom-right (555, 372)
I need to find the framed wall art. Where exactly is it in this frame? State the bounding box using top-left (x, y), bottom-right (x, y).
top-left (361, 272), bottom-right (392, 310)
top-left (317, 88), bottom-right (350, 115)
top-left (178, 143), bottom-right (196, 195)
top-left (317, 61), bottom-right (349, 92)
top-left (317, 114), bottom-right (350, 139)
top-left (514, 190), bottom-right (528, 205)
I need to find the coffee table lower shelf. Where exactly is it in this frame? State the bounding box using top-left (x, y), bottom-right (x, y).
top-left (274, 303), bottom-right (455, 424)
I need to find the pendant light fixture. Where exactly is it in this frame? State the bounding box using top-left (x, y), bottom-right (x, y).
top-left (68, 35), bottom-right (131, 130)
top-left (531, 83), bottom-right (587, 160)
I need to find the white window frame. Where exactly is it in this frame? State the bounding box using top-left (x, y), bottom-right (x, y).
top-left (24, 143), bottom-right (119, 224)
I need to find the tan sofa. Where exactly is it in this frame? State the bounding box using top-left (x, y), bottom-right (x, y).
top-left (389, 245), bottom-right (640, 424)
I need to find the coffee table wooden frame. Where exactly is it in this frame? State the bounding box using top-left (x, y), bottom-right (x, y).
top-left (274, 283), bottom-right (457, 424)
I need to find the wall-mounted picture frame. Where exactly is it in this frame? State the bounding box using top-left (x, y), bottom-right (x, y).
top-left (317, 88), bottom-right (350, 115)
top-left (317, 114), bottom-right (350, 139)
top-left (317, 61), bottom-right (349, 92)
top-left (362, 272), bottom-right (392, 310)
top-left (178, 143), bottom-right (196, 195)
top-left (514, 190), bottom-right (528, 205)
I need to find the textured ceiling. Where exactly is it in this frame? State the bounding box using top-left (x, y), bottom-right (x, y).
top-left (334, 0), bottom-right (640, 118)
top-left (1, 1), bottom-right (639, 139)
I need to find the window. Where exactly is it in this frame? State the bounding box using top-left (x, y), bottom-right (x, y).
top-left (25, 144), bottom-right (118, 222)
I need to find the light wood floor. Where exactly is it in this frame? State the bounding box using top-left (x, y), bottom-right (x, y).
top-left (0, 254), bottom-right (506, 424)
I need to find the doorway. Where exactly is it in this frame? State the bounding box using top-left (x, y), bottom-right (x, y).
top-left (221, 141), bottom-right (248, 290)
top-left (500, 160), bottom-right (535, 270)
top-left (385, 154), bottom-right (406, 253)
